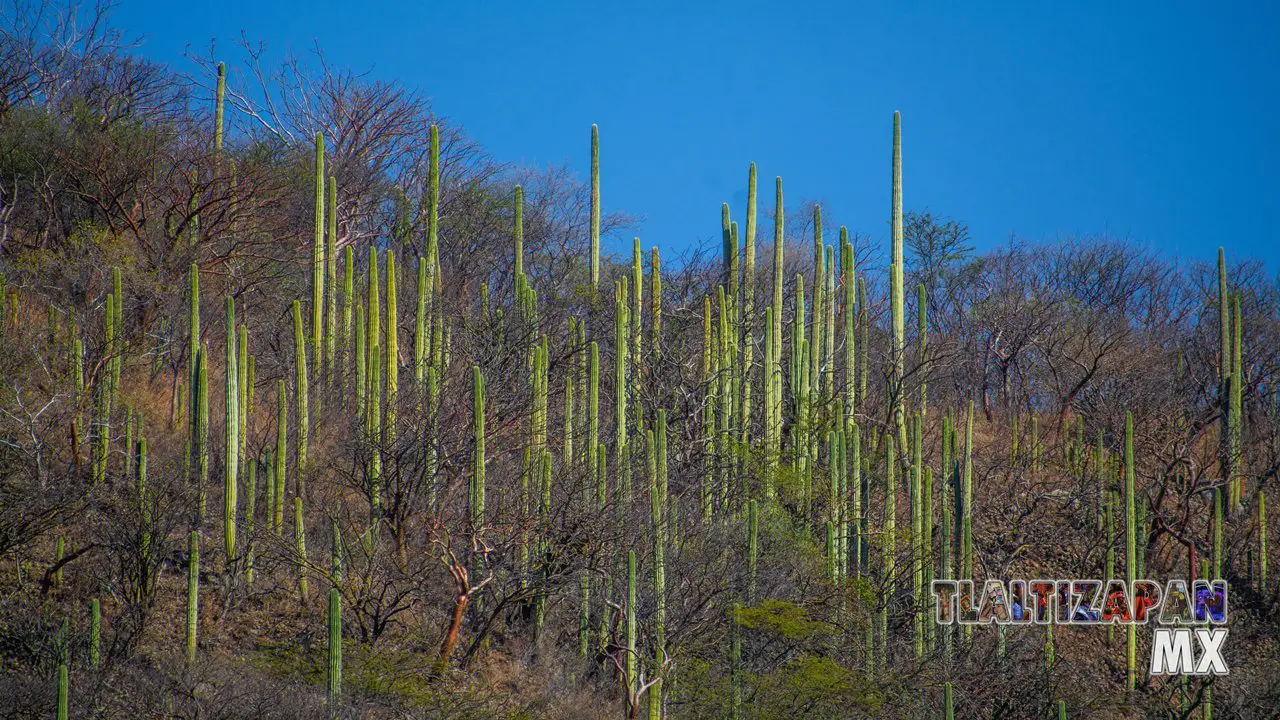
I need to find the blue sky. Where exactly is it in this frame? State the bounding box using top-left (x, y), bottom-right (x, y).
top-left (116, 0), bottom-right (1280, 269)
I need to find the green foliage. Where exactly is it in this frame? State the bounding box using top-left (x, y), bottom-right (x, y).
top-left (730, 600), bottom-right (829, 642)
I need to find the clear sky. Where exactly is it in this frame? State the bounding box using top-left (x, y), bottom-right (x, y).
top-left (115, 0), bottom-right (1280, 269)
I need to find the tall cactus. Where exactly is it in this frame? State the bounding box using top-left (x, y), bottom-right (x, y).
top-left (89, 598), bottom-right (100, 669)
top-left (416, 256), bottom-right (428, 387)
top-left (471, 366), bottom-right (486, 530)
top-left (625, 549), bottom-right (638, 706)
top-left (188, 264), bottom-right (201, 475)
top-left (196, 344), bottom-right (210, 523)
top-left (589, 124), bottom-right (600, 289)
top-left (368, 351), bottom-right (382, 523)
top-left (275, 380), bottom-right (287, 535)
top-left (808, 210), bottom-right (823, 422)
top-left (1229, 293), bottom-right (1243, 509)
top-left (426, 123), bottom-right (440, 306)
top-left (367, 248), bottom-right (381, 415)
top-left (326, 177), bottom-right (338, 388)
top-left (842, 232), bottom-right (856, 423)
top-left (769, 176), bottom-right (785, 490)
top-left (185, 530), bottom-right (199, 663)
top-left (91, 293), bottom-right (114, 485)
top-left (917, 283), bottom-right (927, 415)
top-left (224, 297), bottom-right (239, 565)
top-left (741, 165), bottom-right (756, 453)
top-left (890, 112), bottom-right (907, 457)
top-left (327, 587), bottom-right (342, 710)
top-left (214, 62), bottom-right (225, 152)
top-left (244, 457), bottom-right (257, 583)
top-left (385, 250), bottom-right (398, 448)
top-left (850, 423), bottom-right (862, 577)
top-left (881, 435), bottom-right (895, 670)
top-left (56, 617), bottom-right (69, 720)
top-left (355, 304), bottom-right (366, 420)
top-left (342, 247), bottom-right (354, 397)
top-left (293, 300), bottom-right (309, 497)
top-left (312, 132), bottom-right (326, 380)
top-left (615, 280), bottom-right (630, 511)
top-left (1260, 491), bottom-right (1269, 591)
top-left (632, 238), bottom-right (643, 380)
top-left (648, 411), bottom-right (668, 720)
top-left (1123, 411), bottom-right (1136, 691)
top-left (294, 496), bottom-right (309, 600)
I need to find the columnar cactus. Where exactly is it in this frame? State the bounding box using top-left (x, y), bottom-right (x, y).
top-left (881, 434), bottom-right (895, 670)
top-left (326, 177), bottom-right (338, 388)
top-left (264, 449), bottom-right (275, 538)
top-left (186, 530), bottom-right (199, 663)
top-left (842, 232), bottom-right (856, 423)
top-left (416, 256), bottom-right (428, 388)
top-left (702, 296), bottom-right (715, 520)
top-left (91, 293), bottom-right (114, 485)
top-left (615, 280), bottom-right (630, 510)
top-left (368, 351), bottom-right (382, 522)
top-left (588, 342), bottom-right (600, 504)
top-left (763, 305), bottom-right (777, 500)
top-left (224, 297), bottom-right (239, 565)
top-left (917, 283), bottom-right (927, 415)
top-left (328, 587), bottom-right (342, 709)
top-left (426, 123), bottom-right (440, 295)
top-left (275, 380), bottom-right (287, 535)
top-left (850, 423), bottom-right (862, 577)
top-left (244, 458), bottom-right (257, 584)
top-left (632, 238), bottom-right (643, 381)
top-left (56, 618), bottom-right (69, 720)
top-left (111, 268), bottom-right (123, 404)
top-left (910, 415), bottom-right (923, 660)
top-left (648, 410), bottom-right (668, 720)
top-left (355, 304), bottom-right (366, 419)
top-left (1229, 293), bottom-right (1243, 510)
top-left (1124, 411), bottom-right (1136, 691)
top-left (589, 124), bottom-right (600, 290)
top-left (89, 598), bottom-right (100, 669)
top-left (769, 176), bottom-right (785, 485)
top-left (741, 165), bottom-right (756, 452)
top-left (214, 62), bottom-right (225, 151)
top-left (626, 549), bottom-right (638, 705)
top-left (295, 496), bottom-right (309, 600)
top-left (367, 249), bottom-right (380, 414)
top-left (471, 366), bottom-right (486, 530)
top-left (1260, 491), bottom-right (1268, 591)
top-left (313, 132), bottom-right (326, 380)
top-left (293, 300), bottom-right (309, 497)
top-left (890, 112), bottom-right (907, 454)
top-left (823, 243), bottom-right (836, 412)
top-left (385, 250), bottom-right (398, 447)
top-left (857, 277), bottom-right (869, 403)
top-left (342, 247), bottom-right (355, 397)
top-left (809, 211), bottom-right (823, 419)
top-left (196, 343), bottom-right (210, 523)
top-left (650, 248), bottom-right (662, 358)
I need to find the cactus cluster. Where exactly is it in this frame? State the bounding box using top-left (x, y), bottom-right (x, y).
top-left (14, 80), bottom-right (1265, 720)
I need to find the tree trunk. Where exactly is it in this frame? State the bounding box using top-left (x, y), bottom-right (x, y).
top-left (435, 592), bottom-right (469, 675)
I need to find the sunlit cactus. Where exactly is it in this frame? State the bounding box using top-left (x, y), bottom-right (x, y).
top-left (313, 132), bottom-right (326, 381)
top-left (186, 530), bottom-right (199, 663)
top-left (224, 296), bottom-right (239, 565)
top-left (471, 365), bottom-right (486, 530)
top-left (293, 300), bottom-right (309, 497)
top-left (590, 124), bottom-right (600, 289)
